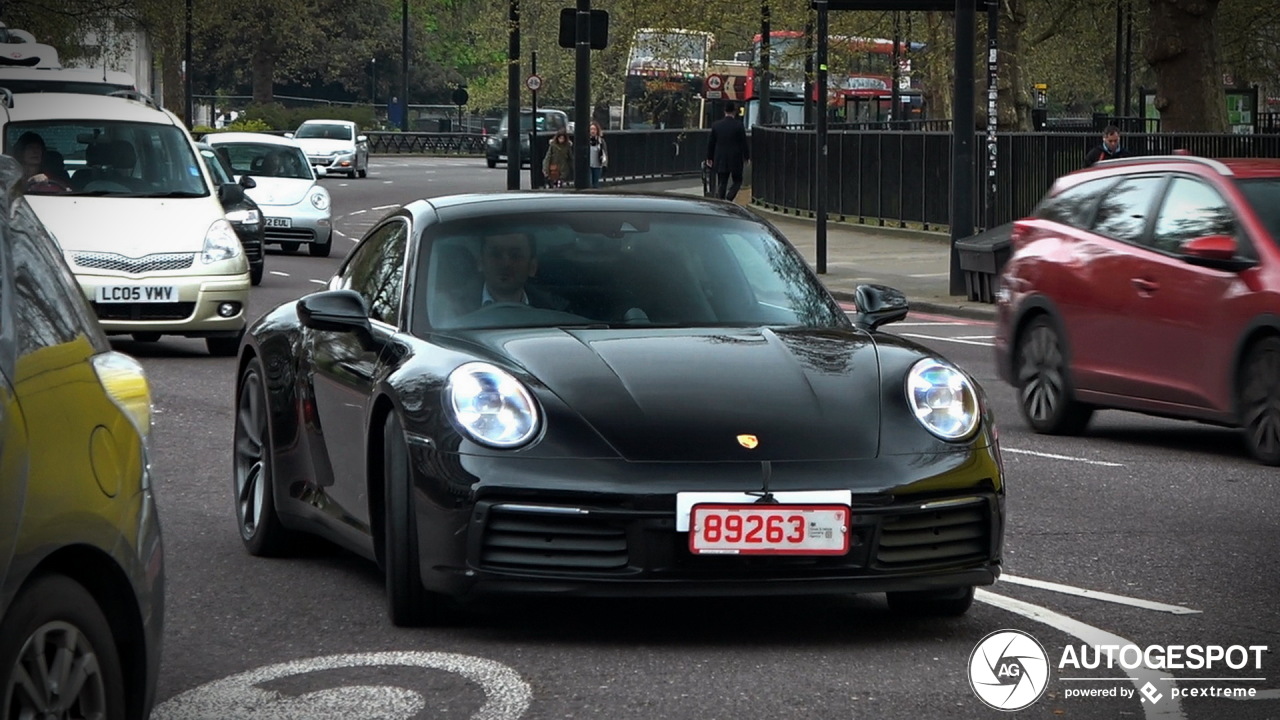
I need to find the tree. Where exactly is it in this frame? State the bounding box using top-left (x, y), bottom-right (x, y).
top-left (1145, 0), bottom-right (1226, 131)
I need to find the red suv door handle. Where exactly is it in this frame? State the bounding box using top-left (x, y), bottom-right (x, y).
top-left (1131, 278), bottom-right (1159, 294)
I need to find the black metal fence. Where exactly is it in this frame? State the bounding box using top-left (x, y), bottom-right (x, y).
top-left (752, 127), bottom-right (1280, 231)
top-left (368, 132), bottom-right (488, 155)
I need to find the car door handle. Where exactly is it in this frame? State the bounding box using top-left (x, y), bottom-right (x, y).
top-left (1131, 278), bottom-right (1159, 294)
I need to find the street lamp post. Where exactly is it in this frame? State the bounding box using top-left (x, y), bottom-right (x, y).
top-left (371, 57), bottom-right (376, 105)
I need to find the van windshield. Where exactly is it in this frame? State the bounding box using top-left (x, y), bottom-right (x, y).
top-left (5, 120), bottom-right (208, 197)
top-left (502, 113), bottom-right (566, 133)
top-left (295, 123), bottom-right (353, 140)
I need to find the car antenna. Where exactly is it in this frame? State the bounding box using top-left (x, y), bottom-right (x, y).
top-left (749, 460), bottom-right (778, 504)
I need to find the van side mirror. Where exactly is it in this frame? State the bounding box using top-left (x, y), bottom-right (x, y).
top-left (238, 174), bottom-right (256, 189)
top-left (218, 182), bottom-right (244, 205)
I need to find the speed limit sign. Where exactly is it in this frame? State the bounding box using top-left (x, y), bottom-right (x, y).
top-left (525, 74), bottom-right (543, 92)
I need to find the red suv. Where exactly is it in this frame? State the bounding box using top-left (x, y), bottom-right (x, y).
top-left (995, 155), bottom-right (1280, 465)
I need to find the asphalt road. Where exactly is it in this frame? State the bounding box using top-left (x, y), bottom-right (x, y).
top-left (125, 156), bottom-right (1280, 720)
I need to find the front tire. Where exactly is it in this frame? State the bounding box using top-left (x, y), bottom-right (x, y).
top-left (887, 586), bottom-right (975, 617)
top-left (1238, 336), bottom-right (1280, 465)
top-left (1014, 316), bottom-right (1093, 435)
top-left (0, 575), bottom-right (126, 720)
top-left (486, 157), bottom-right (497, 169)
top-left (279, 242), bottom-right (301, 253)
top-left (206, 333), bottom-right (241, 357)
top-left (250, 259), bottom-right (264, 286)
top-left (309, 232), bottom-right (332, 258)
top-left (234, 357), bottom-right (299, 555)
top-left (383, 413), bottom-right (449, 627)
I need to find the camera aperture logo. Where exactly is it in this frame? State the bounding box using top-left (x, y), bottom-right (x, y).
top-left (969, 629), bottom-right (1051, 711)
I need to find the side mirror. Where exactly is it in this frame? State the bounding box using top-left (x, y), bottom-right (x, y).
top-left (314, 166), bottom-right (327, 177)
top-left (853, 283), bottom-right (909, 332)
top-left (1181, 235), bottom-right (1256, 272)
top-left (239, 174), bottom-right (257, 189)
top-left (297, 290), bottom-right (373, 337)
top-left (356, 134), bottom-right (367, 143)
top-left (284, 132), bottom-right (295, 139)
top-left (218, 182), bottom-right (244, 205)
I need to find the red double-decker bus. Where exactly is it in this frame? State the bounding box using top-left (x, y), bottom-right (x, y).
top-left (744, 30), bottom-right (926, 125)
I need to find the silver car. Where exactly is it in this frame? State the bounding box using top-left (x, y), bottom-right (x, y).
top-left (290, 119), bottom-right (369, 178)
top-left (206, 132), bottom-right (334, 257)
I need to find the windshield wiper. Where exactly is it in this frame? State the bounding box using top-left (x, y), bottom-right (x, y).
top-left (134, 191), bottom-right (206, 198)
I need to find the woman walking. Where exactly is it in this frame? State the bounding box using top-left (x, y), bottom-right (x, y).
top-left (587, 121), bottom-right (608, 188)
top-left (542, 129), bottom-right (573, 188)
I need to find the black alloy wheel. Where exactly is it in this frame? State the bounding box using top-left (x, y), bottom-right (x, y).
top-left (1015, 317), bottom-right (1093, 435)
top-left (0, 575), bottom-right (126, 720)
top-left (234, 358), bottom-right (297, 555)
top-left (1239, 336), bottom-right (1280, 465)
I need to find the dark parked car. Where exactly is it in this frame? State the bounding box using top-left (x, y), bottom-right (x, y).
top-left (232, 193), bottom-right (1005, 626)
top-left (995, 155), bottom-right (1280, 464)
top-left (0, 156), bottom-right (164, 719)
top-left (198, 141), bottom-right (265, 285)
top-left (485, 109), bottom-right (569, 168)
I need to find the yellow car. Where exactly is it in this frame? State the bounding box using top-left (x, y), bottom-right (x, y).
top-left (0, 157), bottom-right (164, 720)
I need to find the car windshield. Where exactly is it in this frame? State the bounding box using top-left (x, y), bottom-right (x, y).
top-left (501, 113), bottom-right (566, 133)
top-left (418, 211), bottom-right (849, 332)
top-left (1237, 178), bottom-right (1280, 249)
top-left (5, 120), bottom-right (208, 197)
top-left (295, 123), bottom-right (352, 140)
top-left (216, 142), bottom-right (313, 180)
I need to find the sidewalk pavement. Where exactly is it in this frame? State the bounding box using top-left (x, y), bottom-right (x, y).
top-left (657, 181), bottom-right (998, 321)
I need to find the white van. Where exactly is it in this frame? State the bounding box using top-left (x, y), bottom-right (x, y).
top-left (0, 92), bottom-right (251, 355)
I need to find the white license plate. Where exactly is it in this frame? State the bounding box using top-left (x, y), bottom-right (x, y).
top-left (265, 217), bottom-right (291, 228)
top-left (95, 285), bottom-right (179, 303)
top-left (689, 504), bottom-right (850, 555)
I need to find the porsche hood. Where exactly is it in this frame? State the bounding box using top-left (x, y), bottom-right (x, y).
top-left (473, 327), bottom-right (884, 462)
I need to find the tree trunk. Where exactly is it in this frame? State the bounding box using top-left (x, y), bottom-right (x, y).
top-left (1145, 0), bottom-right (1226, 132)
top-left (251, 45), bottom-right (275, 105)
top-left (998, 0), bottom-right (1032, 130)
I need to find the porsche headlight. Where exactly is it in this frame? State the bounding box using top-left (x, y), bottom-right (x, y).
top-left (906, 359), bottom-right (980, 441)
top-left (201, 218), bottom-right (242, 264)
top-left (310, 188), bottom-right (330, 211)
top-left (446, 362), bottom-right (540, 448)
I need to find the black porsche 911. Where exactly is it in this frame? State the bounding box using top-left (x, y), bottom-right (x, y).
top-left (232, 192), bottom-right (1005, 626)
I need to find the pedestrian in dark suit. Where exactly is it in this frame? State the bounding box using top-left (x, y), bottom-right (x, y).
top-left (706, 102), bottom-right (750, 201)
top-left (1084, 125), bottom-right (1133, 167)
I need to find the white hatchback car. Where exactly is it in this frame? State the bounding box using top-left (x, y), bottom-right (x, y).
top-left (0, 91), bottom-right (251, 355)
top-left (205, 132), bottom-right (334, 257)
top-left (289, 119), bottom-right (368, 178)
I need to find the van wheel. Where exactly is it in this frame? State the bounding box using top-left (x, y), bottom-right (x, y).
top-left (486, 157), bottom-right (497, 168)
top-left (206, 332), bottom-right (241, 357)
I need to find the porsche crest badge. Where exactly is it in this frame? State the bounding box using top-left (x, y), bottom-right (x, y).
top-left (736, 434), bottom-right (759, 449)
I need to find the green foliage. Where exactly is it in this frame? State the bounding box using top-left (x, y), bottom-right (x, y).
top-left (236, 102), bottom-right (375, 131)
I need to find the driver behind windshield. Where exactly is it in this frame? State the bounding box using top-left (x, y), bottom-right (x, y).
top-left (467, 232), bottom-right (567, 312)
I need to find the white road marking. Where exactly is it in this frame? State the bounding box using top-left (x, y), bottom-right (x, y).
top-left (333, 229), bottom-right (349, 239)
top-left (908, 272), bottom-right (951, 278)
top-left (999, 574), bottom-right (1201, 615)
top-left (268, 271), bottom-right (289, 277)
top-left (151, 651), bottom-right (532, 720)
top-left (900, 332), bottom-right (994, 348)
top-left (889, 321), bottom-right (972, 327)
top-left (372, 204), bottom-right (400, 210)
top-left (1002, 447), bottom-right (1125, 468)
top-left (348, 209), bottom-right (367, 216)
top-left (383, 180), bottom-right (394, 184)
top-left (976, 590), bottom-right (1186, 720)
top-left (956, 335), bottom-right (996, 340)
top-left (309, 279), bottom-right (327, 285)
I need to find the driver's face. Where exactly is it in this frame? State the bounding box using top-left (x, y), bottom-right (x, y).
top-left (481, 234), bottom-right (537, 299)
top-left (1104, 133), bottom-right (1121, 150)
